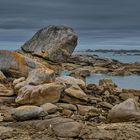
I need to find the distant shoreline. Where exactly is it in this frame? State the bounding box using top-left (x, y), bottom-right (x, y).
top-left (76, 49), bottom-right (140, 55)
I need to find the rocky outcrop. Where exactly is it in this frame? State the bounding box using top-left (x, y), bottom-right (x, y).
top-left (0, 25), bottom-right (140, 139)
top-left (63, 53), bottom-right (140, 76)
top-left (0, 25), bottom-right (78, 78)
top-left (21, 25), bottom-right (78, 62)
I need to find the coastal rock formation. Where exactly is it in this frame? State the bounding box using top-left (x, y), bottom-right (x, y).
top-left (21, 25), bottom-right (78, 62)
top-left (0, 26), bottom-right (140, 139)
top-left (0, 25), bottom-right (78, 78)
top-left (63, 53), bottom-right (140, 76)
top-left (0, 50), bottom-right (44, 78)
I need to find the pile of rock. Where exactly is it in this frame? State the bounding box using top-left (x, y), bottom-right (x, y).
top-left (0, 25), bottom-right (140, 139)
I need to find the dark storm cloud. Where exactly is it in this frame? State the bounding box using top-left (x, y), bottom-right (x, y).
top-left (0, 0), bottom-right (140, 30)
top-left (0, 0), bottom-right (140, 44)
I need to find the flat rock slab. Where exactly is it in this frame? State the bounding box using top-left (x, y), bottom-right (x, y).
top-left (35, 117), bottom-right (82, 138)
top-left (53, 121), bottom-right (82, 137)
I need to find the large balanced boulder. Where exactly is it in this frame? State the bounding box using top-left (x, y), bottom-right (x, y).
top-left (0, 50), bottom-right (44, 78)
top-left (21, 25), bottom-right (78, 62)
top-left (108, 98), bottom-right (140, 122)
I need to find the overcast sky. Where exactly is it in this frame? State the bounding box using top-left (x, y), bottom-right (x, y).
top-left (0, 0), bottom-right (140, 50)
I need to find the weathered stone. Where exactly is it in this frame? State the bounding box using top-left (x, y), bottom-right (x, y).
top-left (0, 126), bottom-right (13, 138)
top-left (0, 50), bottom-right (44, 78)
top-left (52, 121), bottom-right (82, 137)
top-left (11, 105), bottom-right (45, 121)
top-left (18, 49), bottom-right (62, 74)
top-left (0, 106), bottom-right (14, 122)
top-left (61, 109), bottom-right (73, 116)
top-left (14, 81), bottom-right (26, 92)
top-left (0, 70), bottom-right (6, 80)
top-left (0, 113), bottom-right (4, 121)
top-left (70, 68), bottom-right (90, 80)
top-left (55, 76), bottom-right (86, 88)
top-left (56, 103), bottom-right (77, 111)
top-left (65, 85), bottom-right (87, 101)
top-left (86, 84), bottom-right (104, 95)
top-left (122, 88), bottom-right (140, 97)
top-left (0, 84), bottom-right (14, 96)
top-left (108, 98), bottom-right (140, 122)
top-left (119, 93), bottom-right (135, 101)
top-left (26, 68), bottom-right (55, 85)
top-left (13, 77), bottom-right (26, 86)
top-left (61, 94), bottom-right (87, 105)
top-left (0, 97), bottom-right (15, 104)
top-left (35, 117), bottom-right (82, 137)
top-left (16, 83), bottom-right (64, 105)
top-left (99, 102), bottom-right (113, 109)
top-left (35, 117), bottom-right (73, 130)
top-left (99, 78), bottom-right (117, 88)
top-left (21, 25), bottom-right (78, 62)
top-left (77, 105), bottom-right (100, 115)
top-left (41, 103), bottom-right (58, 114)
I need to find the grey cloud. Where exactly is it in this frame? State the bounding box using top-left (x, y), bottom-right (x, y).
top-left (0, 0), bottom-right (140, 50)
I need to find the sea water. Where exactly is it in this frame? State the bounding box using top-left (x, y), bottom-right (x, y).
top-left (86, 73), bottom-right (140, 89)
top-left (60, 70), bottom-right (140, 89)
